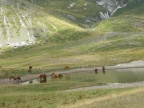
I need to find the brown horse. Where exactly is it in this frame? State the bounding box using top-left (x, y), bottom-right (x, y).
top-left (64, 66), bottom-right (69, 70)
top-left (51, 73), bottom-right (63, 78)
top-left (10, 76), bottom-right (21, 82)
top-left (39, 73), bottom-right (47, 83)
top-left (39, 73), bottom-right (47, 78)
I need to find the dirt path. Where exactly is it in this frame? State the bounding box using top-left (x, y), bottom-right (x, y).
top-left (62, 81), bottom-right (144, 92)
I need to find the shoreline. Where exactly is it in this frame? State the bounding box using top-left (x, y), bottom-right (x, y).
top-left (0, 60), bottom-right (144, 85)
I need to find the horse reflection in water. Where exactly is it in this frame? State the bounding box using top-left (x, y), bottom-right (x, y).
top-left (51, 73), bottom-right (63, 78)
top-left (10, 76), bottom-right (21, 82)
top-left (102, 66), bottom-right (105, 74)
top-left (39, 73), bottom-right (47, 83)
top-left (95, 68), bottom-right (98, 74)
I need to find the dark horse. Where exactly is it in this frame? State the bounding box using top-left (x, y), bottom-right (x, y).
top-left (95, 68), bottom-right (98, 74)
top-left (29, 66), bottom-right (33, 69)
top-left (51, 73), bottom-right (63, 78)
top-left (28, 66), bottom-right (33, 73)
top-left (10, 76), bottom-right (21, 82)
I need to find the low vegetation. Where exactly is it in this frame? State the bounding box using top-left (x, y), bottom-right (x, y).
top-left (0, 85), bottom-right (143, 108)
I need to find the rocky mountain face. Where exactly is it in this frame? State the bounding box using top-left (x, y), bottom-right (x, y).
top-left (0, 0), bottom-right (36, 47)
top-left (96, 0), bottom-right (127, 19)
top-left (87, 0), bottom-right (143, 20)
top-left (0, 0), bottom-right (143, 48)
top-left (29, 0), bottom-right (143, 28)
top-left (0, 0), bottom-right (67, 48)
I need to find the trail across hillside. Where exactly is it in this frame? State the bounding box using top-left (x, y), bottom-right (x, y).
top-left (62, 81), bottom-right (144, 92)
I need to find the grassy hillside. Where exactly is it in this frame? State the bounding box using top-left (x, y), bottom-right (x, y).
top-left (95, 0), bottom-right (144, 32)
top-left (0, 1), bottom-right (144, 108)
top-left (25, 0), bottom-right (105, 28)
top-left (0, 0), bottom-right (89, 48)
top-left (95, 16), bottom-right (144, 32)
top-left (0, 0), bottom-right (144, 78)
top-left (115, 1), bottom-right (144, 16)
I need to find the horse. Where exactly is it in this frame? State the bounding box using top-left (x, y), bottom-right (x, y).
top-left (10, 76), bottom-right (21, 82)
top-left (39, 73), bottom-right (47, 78)
top-left (51, 73), bottom-right (63, 78)
top-left (64, 66), bottom-right (69, 70)
top-left (102, 66), bottom-right (105, 74)
top-left (39, 73), bottom-right (47, 83)
top-left (29, 66), bottom-right (33, 69)
top-left (95, 68), bottom-right (98, 74)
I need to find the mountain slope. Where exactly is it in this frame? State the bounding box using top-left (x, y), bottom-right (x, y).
top-left (0, 0), bottom-right (87, 48)
top-left (26, 0), bottom-right (130, 28)
top-left (26, 0), bottom-right (143, 28)
top-left (26, 0), bottom-right (105, 28)
top-left (95, 0), bottom-right (144, 32)
top-left (0, 0), bottom-right (144, 74)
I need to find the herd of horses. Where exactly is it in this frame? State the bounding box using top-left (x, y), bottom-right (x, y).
top-left (95, 66), bottom-right (105, 74)
top-left (9, 72), bottom-right (64, 83)
top-left (9, 66), bottom-right (106, 83)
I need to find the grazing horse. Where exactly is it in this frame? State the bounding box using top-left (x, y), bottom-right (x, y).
top-left (10, 76), bottom-right (21, 82)
top-left (39, 73), bottom-right (47, 83)
top-left (64, 66), bottom-right (69, 70)
top-left (28, 66), bottom-right (33, 73)
top-left (51, 73), bottom-right (63, 78)
top-left (29, 66), bottom-right (33, 69)
top-left (102, 66), bottom-right (105, 74)
top-left (95, 68), bottom-right (98, 74)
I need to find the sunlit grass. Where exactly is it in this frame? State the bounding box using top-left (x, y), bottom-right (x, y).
top-left (62, 87), bottom-right (144, 108)
top-left (0, 84), bottom-right (143, 108)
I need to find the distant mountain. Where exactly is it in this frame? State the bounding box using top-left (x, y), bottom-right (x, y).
top-left (0, 0), bottom-right (81, 48)
top-left (26, 0), bottom-right (143, 28)
top-left (0, 0), bottom-right (144, 48)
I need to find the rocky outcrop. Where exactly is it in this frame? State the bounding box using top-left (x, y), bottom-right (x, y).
top-left (96, 0), bottom-right (127, 19)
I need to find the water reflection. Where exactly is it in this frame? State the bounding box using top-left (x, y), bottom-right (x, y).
top-left (21, 79), bottom-right (39, 85)
top-left (21, 68), bottom-right (144, 85)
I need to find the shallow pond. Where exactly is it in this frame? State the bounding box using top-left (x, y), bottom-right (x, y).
top-left (22, 68), bottom-right (144, 85)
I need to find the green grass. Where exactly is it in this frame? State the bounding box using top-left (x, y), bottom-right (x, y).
top-left (114, 1), bottom-right (144, 17)
top-left (0, 31), bottom-right (144, 78)
top-left (0, 84), bottom-right (143, 108)
top-left (0, 31), bottom-right (144, 68)
top-left (66, 87), bottom-right (144, 108)
top-left (95, 16), bottom-right (144, 32)
top-left (25, 0), bottom-right (105, 28)
top-left (0, 1), bottom-right (144, 108)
